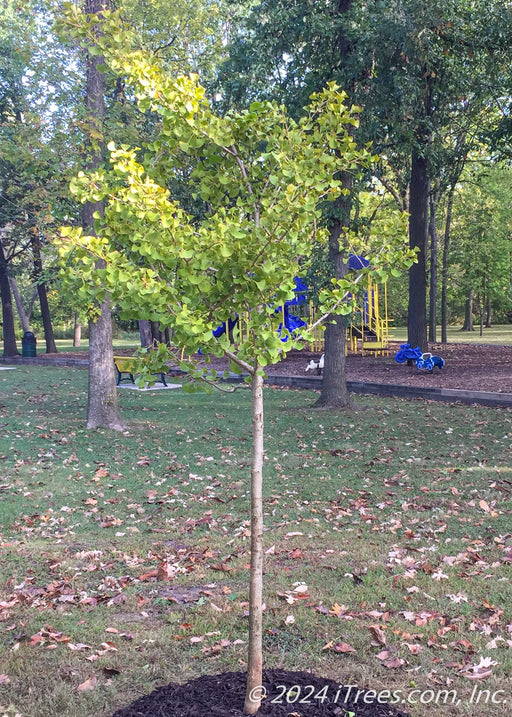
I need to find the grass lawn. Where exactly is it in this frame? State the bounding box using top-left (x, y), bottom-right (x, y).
top-left (390, 324), bottom-right (512, 346)
top-left (1, 365), bottom-right (511, 716)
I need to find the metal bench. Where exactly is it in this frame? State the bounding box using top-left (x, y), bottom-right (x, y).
top-left (113, 356), bottom-right (167, 386)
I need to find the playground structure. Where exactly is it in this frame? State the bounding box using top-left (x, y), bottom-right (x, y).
top-left (348, 274), bottom-right (391, 356)
top-left (214, 258), bottom-right (392, 356)
top-left (277, 270), bottom-right (391, 356)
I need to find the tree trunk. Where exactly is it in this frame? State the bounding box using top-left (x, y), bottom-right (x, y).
top-left (150, 320), bottom-right (166, 343)
top-left (74, 312), bottom-right (82, 347)
top-left (139, 319), bottom-right (152, 347)
top-left (244, 369), bottom-right (264, 715)
top-left (87, 291), bottom-right (125, 431)
top-left (428, 190), bottom-right (438, 343)
top-left (485, 296), bottom-right (492, 328)
top-left (313, 1), bottom-right (355, 409)
top-left (0, 238), bottom-right (19, 356)
top-left (9, 276), bottom-right (31, 334)
top-left (314, 176), bottom-right (352, 408)
top-left (441, 184), bottom-right (455, 344)
top-left (32, 233), bottom-right (57, 353)
top-left (461, 290), bottom-right (474, 331)
top-left (82, 0), bottom-right (124, 430)
top-left (407, 151), bottom-right (429, 350)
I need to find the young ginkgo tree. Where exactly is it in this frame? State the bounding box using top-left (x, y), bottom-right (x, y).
top-left (56, 7), bottom-right (414, 712)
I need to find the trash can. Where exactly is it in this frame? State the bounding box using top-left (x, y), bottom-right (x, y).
top-left (21, 331), bottom-right (37, 357)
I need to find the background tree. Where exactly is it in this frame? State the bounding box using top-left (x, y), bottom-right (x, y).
top-left (0, 0), bottom-right (81, 354)
top-left (450, 163), bottom-right (512, 332)
top-left (218, 0), bottom-right (512, 351)
top-left (80, 0), bottom-right (125, 430)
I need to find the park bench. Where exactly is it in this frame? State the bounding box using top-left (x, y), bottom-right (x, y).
top-left (113, 356), bottom-right (168, 386)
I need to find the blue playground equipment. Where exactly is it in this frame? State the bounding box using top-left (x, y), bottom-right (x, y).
top-left (211, 277), bottom-right (308, 344)
top-left (277, 277), bottom-right (308, 341)
top-left (395, 343), bottom-right (444, 371)
top-left (210, 265), bottom-right (391, 353)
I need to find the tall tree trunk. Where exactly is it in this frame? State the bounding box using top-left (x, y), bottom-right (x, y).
top-left (461, 290), bottom-right (474, 331)
top-left (408, 151), bottom-right (429, 350)
top-left (32, 234), bottom-right (57, 353)
top-left (314, 177), bottom-right (352, 408)
top-left (83, 0), bottom-right (124, 430)
top-left (9, 276), bottom-right (31, 334)
top-left (244, 368), bottom-right (264, 715)
top-left (441, 184), bottom-right (455, 343)
top-left (150, 320), bottom-right (165, 343)
top-left (0, 238), bottom-right (19, 356)
top-left (313, 0), bottom-right (355, 409)
top-left (74, 312), bottom-right (82, 347)
top-left (428, 190), bottom-right (438, 343)
top-left (139, 319), bottom-right (152, 347)
top-left (87, 294), bottom-right (125, 430)
top-left (485, 295), bottom-right (492, 328)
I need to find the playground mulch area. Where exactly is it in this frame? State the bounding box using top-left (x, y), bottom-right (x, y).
top-left (266, 342), bottom-right (512, 394)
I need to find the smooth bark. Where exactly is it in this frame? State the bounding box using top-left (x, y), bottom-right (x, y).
top-left (74, 312), bottom-right (82, 347)
top-left (9, 276), bottom-right (31, 334)
top-left (244, 369), bottom-right (264, 715)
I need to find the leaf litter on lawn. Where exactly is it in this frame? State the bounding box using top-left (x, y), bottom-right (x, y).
top-left (0, 366), bottom-right (512, 716)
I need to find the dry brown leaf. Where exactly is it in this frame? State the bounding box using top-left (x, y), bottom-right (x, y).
top-left (404, 642), bottom-right (423, 654)
top-left (376, 649), bottom-right (405, 668)
top-left (77, 675), bottom-right (98, 692)
top-left (333, 642), bottom-right (356, 654)
top-left (368, 625), bottom-right (386, 646)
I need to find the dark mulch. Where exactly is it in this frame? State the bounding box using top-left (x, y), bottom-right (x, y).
top-left (112, 669), bottom-right (409, 717)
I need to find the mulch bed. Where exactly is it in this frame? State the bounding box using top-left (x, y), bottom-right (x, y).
top-left (112, 669), bottom-right (409, 717)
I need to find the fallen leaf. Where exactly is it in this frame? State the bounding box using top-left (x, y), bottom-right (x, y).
top-left (333, 642), bottom-right (356, 653)
top-left (404, 643), bottom-right (423, 655)
top-left (77, 675), bottom-right (98, 692)
top-left (368, 625), bottom-right (387, 646)
top-left (376, 649), bottom-right (405, 668)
